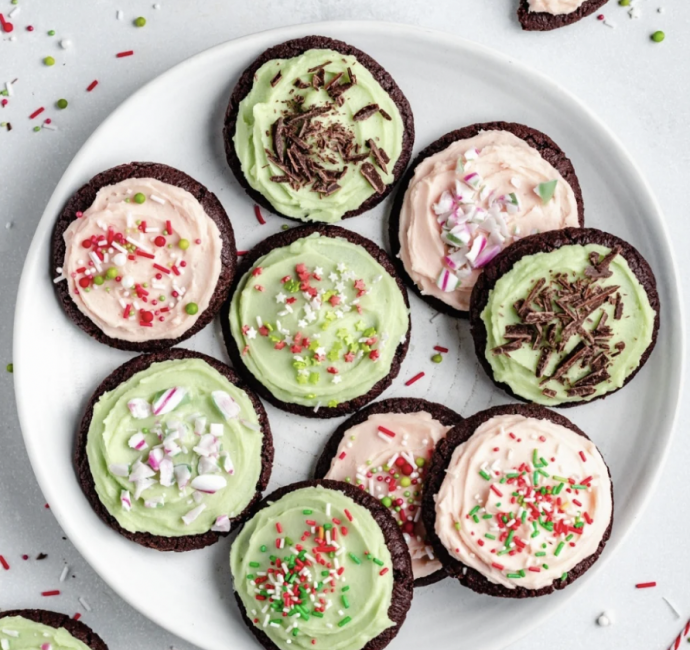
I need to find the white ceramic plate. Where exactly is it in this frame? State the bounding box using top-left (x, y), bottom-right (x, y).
top-left (14, 21), bottom-right (684, 650)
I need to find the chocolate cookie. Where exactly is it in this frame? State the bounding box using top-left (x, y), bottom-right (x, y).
top-left (75, 348), bottom-right (273, 552)
top-left (0, 609), bottom-right (108, 650)
top-left (389, 121), bottom-right (584, 319)
top-left (469, 227), bottom-right (660, 406)
top-left (518, 0), bottom-right (609, 31)
top-left (221, 224), bottom-right (411, 419)
top-left (231, 478), bottom-right (414, 650)
top-left (51, 162), bottom-right (237, 352)
top-left (223, 35), bottom-right (415, 223)
top-left (422, 403), bottom-right (614, 598)
top-left (314, 397), bottom-right (463, 587)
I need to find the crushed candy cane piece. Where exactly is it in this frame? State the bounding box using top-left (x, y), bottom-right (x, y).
top-left (120, 490), bottom-right (132, 511)
top-left (211, 514), bottom-right (231, 532)
top-left (174, 464), bottom-right (192, 489)
top-left (191, 474), bottom-right (227, 494)
top-left (152, 387), bottom-right (187, 415)
top-left (127, 398), bottom-right (151, 419)
top-left (182, 503), bottom-right (206, 525)
top-left (211, 391), bottom-right (240, 419)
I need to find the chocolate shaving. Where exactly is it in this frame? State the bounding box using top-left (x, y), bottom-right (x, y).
top-left (614, 293), bottom-right (624, 320)
top-left (360, 162), bottom-right (385, 194)
top-left (566, 386), bottom-right (597, 397)
top-left (272, 117), bottom-right (285, 161)
top-left (270, 71), bottom-right (282, 87)
top-left (535, 348), bottom-right (552, 378)
top-left (353, 104), bottom-right (380, 122)
top-left (379, 108), bottom-right (392, 121)
top-left (367, 138), bottom-right (389, 174)
top-left (324, 72), bottom-right (343, 90)
top-left (542, 388), bottom-right (557, 398)
top-left (293, 78), bottom-right (309, 89)
top-left (307, 61), bottom-right (331, 73)
top-left (491, 341), bottom-right (523, 356)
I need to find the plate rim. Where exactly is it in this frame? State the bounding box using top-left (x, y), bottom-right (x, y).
top-left (13, 18), bottom-right (686, 650)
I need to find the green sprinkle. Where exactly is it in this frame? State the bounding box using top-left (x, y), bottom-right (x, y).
top-left (292, 628), bottom-right (300, 637)
top-left (33, 126), bottom-right (41, 132)
top-left (566, 534), bottom-right (574, 542)
top-left (178, 238), bottom-right (190, 250)
top-left (246, 574), bottom-right (254, 580)
top-left (479, 470), bottom-right (491, 481)
top-left (533, 471), bottom-right (539, 486)
top-left (618, 0), bottom-right (630, 4)
top-left (57, 98), bottom-right (68, 109)
top-left (48, 29), bottom-right (56, 36)
top-left (311, 610), bottom-right (323, 618)
top-left (485, 533), bottom-right (496, 540)
top-left (543, 563), bottom-right (549, 570)
top-left (506, 573), bottom-right (523, 579)
top-left (561, 572), bottom-right (568, 581)
top-left (249, 561), bottom-right (260, 568)
top-left (133, 192), bottom-right (146, 204)
top-left (537, 469), bottom-right (550, 478)
top-left (535, 551), bottom-right (546, 557)
top-left (536, 180), bottom-right (558, 204)
top-left (472, 514), bottom-right (480, 524)
top-left (342, 586), bottom-right (350, 592)
top-left (469, 506), bottom-right (480, 516)
top-left (571, 484), bottom-right (587, 490)
top-left (6, 363), bottom-right (13, 373)
top-left (185, 302), bottom-right (199, 315)
top-left (134, 16), bottom-right (147, 27)
top-left (338, 616), bottom-right (352, 627)
top-left (341, 595), bottom-right (350, 608)
top-left (552, 475), bottom-right (568, 482)
top-left (303, 509), bottom-right (312, 515)
top-left (482, 514), bottom-right (493, 520)
top-left (44, 56), bottom-right (56, 66)
top-left (431, 353), bottom-right (443, 363)
top-left (454, 521), bottom-right (461, 530)
top-left (532, 449), bottom-right (540, 466)
top-left (651, 30), bottom-right (665, 42)
top-left (505, 529), bottom-right (515, 548)
top-left (372, 558), bottom-right (384, 567)
top-left (554, 482), bottom-right (564, 495)
top-left (555, 542), bottom-right (565, 557)
top-left (281, 224), bottom-right (289, 230)
top-left (105, 267), bottom-right (118, 280)
top-left (348, 553), bottom-right (361, 565)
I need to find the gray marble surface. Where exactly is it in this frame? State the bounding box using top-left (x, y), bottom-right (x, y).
top-left (1, 1), bottom-right (689, 649)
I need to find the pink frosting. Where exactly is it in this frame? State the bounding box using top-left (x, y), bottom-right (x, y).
top-left (324, 411), bottom-right (450, 580)
top-left (528, 0), bottom-right (586, 14)
top-left (434, 413), bottom-right (612, 590)
top-left (60, 178), bottom-right (222, 342)
top-left (398, 130), bottom-right (579, 311)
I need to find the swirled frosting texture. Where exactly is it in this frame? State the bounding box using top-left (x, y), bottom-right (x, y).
top-left (0, 616), bottom-right (91, 650)
top-left (435, 413), bottom-right (612, 590)
top-left (87, 358), bottom-right (263, 536)
top-left (62, 178), bottom-right (222, 342)
top-left (231, 485), bottom-right (395, 650)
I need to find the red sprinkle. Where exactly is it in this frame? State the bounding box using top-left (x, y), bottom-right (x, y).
top-left (238, 250), bottom-right (248, 256)
top-left (338, 451), bottom-right (346, 460)
top-left (253, 205), bottom-right (266, 225)
top-left (491, 562), bottom-right (504, 571)
top-left (29, 107), bottom-right (45, 120)
top-left (404, 372), bottom-right (425, 386)
top-left (136, 250), bottom-right (155, 259)
top-left (377, 426), bottom-right (396, 438)
top-left (433, 345), bottom-right (449, 353)
top-left (276, 522), bottom-right (283, 534)
top-left (42, 590), bottom-right (61, 597)
top-left (153, 263), bottom-right (171, 275)
top-left (86, 80), bottom-right (99, 92)
top-left (597, 13), bottom-right (605, 20)
top-left (635, 582), bottom-right (657, 589)
top-left (379, 567), bottom-right (389, 576)
top-left (73, 613), bottom-right (81, 621)
top-left (0, 555), bottom-right (9, 570)
top-left (166, 220), bottom-right (173, 235)
top-left (344, 509), bottom-right (353, 522)
top-left (579, 451), bottom-right (587, 462)
top-left (0, 14), bottom-right (14, 32)
top-left (116, 50), bottom-right (134, 58)
top-left (490, 485), bottom-right (503, 497)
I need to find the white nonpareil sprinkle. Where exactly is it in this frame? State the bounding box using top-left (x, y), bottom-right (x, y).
top-left (5, 81), bottom-right (13, 97)
top-left (59, 564), bottom-right (69, 582)
top-left (596, 612), bottom-right (611, 627)
top-left (60, 38), bottom-right (72, 49)
top-left (116, 9), bottom-right (124, 19)
top-left (79, 596), bottom-right (92, 612)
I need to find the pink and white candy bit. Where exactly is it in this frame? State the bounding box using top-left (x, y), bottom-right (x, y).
top-left (211, 390), bottom-right (240, 420)
top-left (41, 644), bottom-right (53, 650)
top-left (128, 432), bottom-right (148, 451)
top-left (152, 386), bottom-right (187, 415)
top-left (127, 397), bottom-right (151, 419)
top-left (211, 514), bottom-right (231, 532)
top-left (182, 503), bottom-right (206, 525)
top-left (221, 450), bottom-right (235, 475)
top-left (147, 447), bottom-right (164, 471)
top-left (191, 474), bottom-right (227, 494)
top-left (159, 457), bottom-right (174, 487)
top-left (120, 490), bottom-right (132, 511)
top-left (173, 463), bottom-right (192, 489)
top-left (108, 463), bottom-right (129, 477)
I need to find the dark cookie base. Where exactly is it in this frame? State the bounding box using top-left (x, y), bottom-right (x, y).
top-left (51, 162), bottom-right (237, 352)
top-left (223, 35), bottom-right (415, 223)
top-left (469, 227), bottom-right (660, 407)
top-left (314, 397), bottom-right (464, 587)
top-left (0, 609), bottom-right (108, 650)
top-left (518, 0), bottom-right (609, 31)
top-left (232, 479), bottom-right (414, 650)
top-left (221, 224), bottom-right (411, 419)
top-left (388, 121), bottom-right (585, 319)
top-left (422, 403), bottom-right (614, 598)
top-left (75, 348), bottom-right (273, 552)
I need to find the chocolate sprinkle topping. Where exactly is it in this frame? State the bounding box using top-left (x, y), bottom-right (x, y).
top-left (270, 71), bottom-right (282, 87)
top-left (360, 162), bottom-right (385, 194)
top-left (353, 103), bottom-right (380, 121)
top-left (491, 249), bottom-right (630, 397)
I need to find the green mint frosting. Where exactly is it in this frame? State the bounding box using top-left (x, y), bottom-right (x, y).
top-left (481, 244), bottom-right (656, 405)
top-left (229, 233), bottom-right (409, 409)
top-left (0, 616), bottom-right (91, 650)
top-left (86, 358), bottom-right (263, 536)
top-left (230, 485), bottom-right (395, 650)
top-left (233, 48), bottom-right (404, 223)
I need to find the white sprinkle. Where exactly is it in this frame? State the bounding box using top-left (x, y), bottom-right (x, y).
top-left (125, 236), bottom-right (153, 254)
top-left (145, 227), bottom-right (161, 233)
top-left (7, 5), bottom-right (19, 17)
top-left (150, 194), bottom-right (166, 204)
top-left (1, 639), bottom-right (8, 650)
top-left (663, 596), bottom-right (681, 618)
top-left (153, 2), bottom-right (161, 7)
top-left (53, 275), bottom-right (67, 284)
top-left (117, 9), bottom-right (124, 19)
top-left (42, 122), bottom-right (58, 131)
top-left (59, 564), bottom-right (69, 582)
top-left (5, 81), bottom-right (13, 97)
top-left (79, 596), bottom-right (92, 612)
top-left (596, 612), bottom-right (611, 627)
top-left (60, 38), bottom-right (72, 49)
top-left (2, 629), bottom-right (19, 637)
